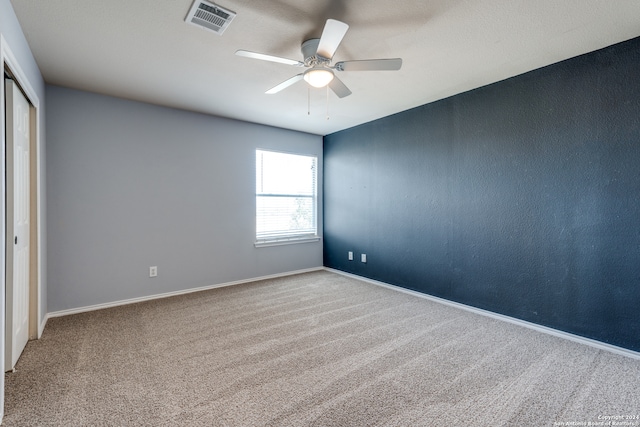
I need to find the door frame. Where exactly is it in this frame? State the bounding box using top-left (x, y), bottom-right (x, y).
top-left (0, 34), bottom-right (44, 417)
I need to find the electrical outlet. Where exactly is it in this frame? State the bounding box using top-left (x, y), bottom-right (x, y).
top-left (149, 266), bottom-right (158, 277)
top-left (348, 251), bottom-right (353, 261)
top-left (361, 254), bottom-right (367, 263)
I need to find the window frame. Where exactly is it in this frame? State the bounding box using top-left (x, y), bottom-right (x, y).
top-left (254, 149), bottom-right (320, 247)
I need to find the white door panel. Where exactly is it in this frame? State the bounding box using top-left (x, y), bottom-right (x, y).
top-left (5, 79), bottom-right (30, 372)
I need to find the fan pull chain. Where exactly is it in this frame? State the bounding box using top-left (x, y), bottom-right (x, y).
top-left (326, 85), bottom-right (330, 120)
top-left (308, 87), bottom-right (311, 115)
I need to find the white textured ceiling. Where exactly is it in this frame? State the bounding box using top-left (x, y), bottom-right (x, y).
top-left (10, 0), bottom-right (640, 135)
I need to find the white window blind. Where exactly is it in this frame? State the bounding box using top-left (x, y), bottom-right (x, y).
top-left (256, 150), bottom-right (317, 243)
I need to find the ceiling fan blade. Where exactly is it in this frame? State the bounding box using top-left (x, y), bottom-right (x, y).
top-left (328, 76), bottom-right (352, 98)
top-left (316, 19), bottom-right (349, 60)
top-left (265, 74), bottom-right (304, 94)
top-left (335, 58), bottom-right (403, 71)
top-left (235, 50), bottom-right (303, 66)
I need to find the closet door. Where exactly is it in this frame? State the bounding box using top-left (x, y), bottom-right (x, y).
top-left (5, 78), bottom-right (30, 372)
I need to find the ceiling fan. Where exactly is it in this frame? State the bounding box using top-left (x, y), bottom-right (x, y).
top-left (235, 19), bottom-right (402, 98)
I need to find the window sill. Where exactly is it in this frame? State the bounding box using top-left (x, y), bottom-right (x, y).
top-left (254, 236), bottom-right (321, 248)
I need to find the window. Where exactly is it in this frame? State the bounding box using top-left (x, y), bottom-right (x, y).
top-left (255, 149), bottom-right (318, 246)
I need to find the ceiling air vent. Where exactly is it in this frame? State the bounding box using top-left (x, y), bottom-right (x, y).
top-left (185, 0), bottom-right (236, 35)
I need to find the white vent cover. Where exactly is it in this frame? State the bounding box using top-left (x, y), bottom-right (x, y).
top-left (185, 0), bottom-right (236, 35)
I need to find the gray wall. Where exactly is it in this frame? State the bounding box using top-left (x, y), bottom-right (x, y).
top-left (46, 86), bottom-right (323, 313)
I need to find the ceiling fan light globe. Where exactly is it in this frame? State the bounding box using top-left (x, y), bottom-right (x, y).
top-left (304, 68), bottom-right (334, 88)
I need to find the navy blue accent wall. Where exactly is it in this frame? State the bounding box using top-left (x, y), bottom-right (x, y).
top-left (323, 37), bottom-right (640, 352)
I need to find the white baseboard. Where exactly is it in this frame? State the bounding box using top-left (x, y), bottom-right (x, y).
top-left (47, 267), bottom-right (324, 319)
top-left (325, 268), bottom-right (640, 361)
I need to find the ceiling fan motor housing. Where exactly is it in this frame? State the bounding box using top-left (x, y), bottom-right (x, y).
top-left (302, 39), bottom-right (327, 65)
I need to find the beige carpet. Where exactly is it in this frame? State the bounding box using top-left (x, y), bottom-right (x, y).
top-left (4, 270), bottom-right (640, 426)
